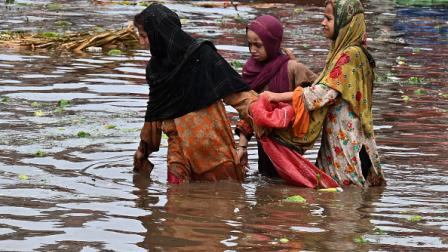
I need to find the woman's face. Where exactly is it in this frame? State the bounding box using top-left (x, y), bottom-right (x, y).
top-left (136, 25), bottom-right (150, 49)
top-left (321, 3), bottom-right (335, 39)
top-left (247, 29), bottom-right (267, 62)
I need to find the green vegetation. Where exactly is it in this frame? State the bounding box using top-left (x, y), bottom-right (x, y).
top-left (354, 236), bottom-right (367, 244)
top-left (35, 150), bottom-right (46, 157)
top-left (230, 60), bottom-right (243, 69)
top-left (407, 215), bottom-right (423, 222)
top-left (34, 110), bottom-right (45, 117)
top-left (46, 3), bottom-right (63, 11)
top-left (107, 49), bottom-right (122, 56)
top-left (105, 124), bottom-right (117, 129)
top-left (284, 195), bottom-right (306, 203)
top-left (18, 174), bottom-right (29, 181)
top-left (294, 8), bottom-right (304, 14)
top-left (57, 99), bottom-right (71, 108)
top-left (38, 31), bottom-right (61, 39)
top-left (1, 96), bottom-right (9, 103)
top-left (373, 228), bottom-right (386, 235)
top-left (414, 88), bottom-right (427, 95)
top-left (279, 238), bottom-right (289, 243)
top-left (401, 95), bottom-right (411, 102)
top-left (77, 131), bottom-right (91, 138)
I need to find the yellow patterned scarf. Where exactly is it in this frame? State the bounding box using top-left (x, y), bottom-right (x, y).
top-left (274, 4), bottom-right (375, 151)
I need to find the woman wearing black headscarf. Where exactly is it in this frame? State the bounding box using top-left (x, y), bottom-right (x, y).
top-left (133, 4), bottom-right (258, 184)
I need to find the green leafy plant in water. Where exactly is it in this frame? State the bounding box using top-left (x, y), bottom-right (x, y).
top-left (31, 101), bottom-right (40, 107)
top-left (46, 3), bottom-right (63, 11)
top-left (35, 150), bottom-right (46, 157)
top-left (105, 124), bottom-right (116, 129)
top-left (279, 238), bottom-right (289, 243)
top-left (373, 228), bottom-right (386, 235)
top-left (39, 31), bottom-right (61, 39)
top-left (294, 8), bottom-right (304, 14)
top-left (1, 96), bottom-right (9, 103)
top-left (57, 99), bottom-right (70, 108)
top-left (354, 236), bottom-right (367, 244)
top-left (401, 95), bottom-right (411, 102)
top-left (230, 60), bottom-right (243, 69)
top-left (54, 107), bottom-right (65, 113)
top-left (19, 174), bottom-right (29, 181)
top-left (77, 131), bottom-right (91, 138)
top-left (284, 195), bottom-right (306, 203)
top-left (407, 215), bottom-right (423, 222)
top-left (34, 110), bottom-right (45, 117)
top-left (107, 49), bottom-right (122, 56)
top-left (406, 76), bottom-right (424, 85)
top-left (414, 88), bottom-right (427, 95)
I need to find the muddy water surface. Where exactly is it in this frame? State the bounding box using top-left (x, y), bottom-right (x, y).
top-left (0, 0), bottom-right (447, 251)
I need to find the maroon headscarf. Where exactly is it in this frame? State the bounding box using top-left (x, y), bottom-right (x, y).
top-left (242, 15), bottom-right (290, 93)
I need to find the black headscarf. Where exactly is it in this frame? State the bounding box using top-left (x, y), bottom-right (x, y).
top-left (135, 3), bottom-right (250, 122)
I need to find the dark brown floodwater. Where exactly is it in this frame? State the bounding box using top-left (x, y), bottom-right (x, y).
top-left (0, 0), bottom-right (447, 251)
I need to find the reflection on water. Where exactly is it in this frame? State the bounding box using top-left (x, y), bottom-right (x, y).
top-left (0, 0), bottom-right (447, 251)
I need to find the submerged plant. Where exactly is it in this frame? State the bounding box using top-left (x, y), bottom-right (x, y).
top-left (107, 49), bottom-right (122, 56)
top-left (35, 150), bottom-right (46, 157)
top-left (284, 195), bottom-right (306, 203)
top-left (354, 236), bottom-right (368, 244)
top-left (414, 89), bottom-right (427, 95)
top-left (407, 215), bottom-right (423, 222)
top-left (77, 131), bottom-right (91, 138)
top-left (57, 99), bottom-right (71, 108)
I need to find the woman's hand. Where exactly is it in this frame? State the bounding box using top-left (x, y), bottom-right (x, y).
top-left (133, 140), bottom-right (154, 176)
top-left (260, 91), bottom-right (293, 103)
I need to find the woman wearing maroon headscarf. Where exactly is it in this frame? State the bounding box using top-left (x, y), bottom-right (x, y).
top-left (236, 15), bottom-right (317, 177)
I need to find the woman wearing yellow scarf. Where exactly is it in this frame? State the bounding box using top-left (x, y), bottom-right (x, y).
top-left (262, 0), bottom-right (385, 187)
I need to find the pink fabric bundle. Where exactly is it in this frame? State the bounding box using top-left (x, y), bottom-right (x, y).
top-left (250, 95), bottom-right (294, 128)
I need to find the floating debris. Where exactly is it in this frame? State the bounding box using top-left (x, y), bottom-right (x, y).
top-left (284, 195), bottom-right (306, 203)
top-left (0, 23), bottom-right (138, 52)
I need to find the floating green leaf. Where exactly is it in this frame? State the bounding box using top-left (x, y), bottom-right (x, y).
top-left (31, 101), bottom-right (40, 107)
top-left (46, 3), bottom-right (63, 11)
top-left (19, 174), bottom-right (29, 181)
top-left (39, 31), bottom-right (60, 39)
top-left (354, 236), bottom-right (367, 244)
top-left (401, 95), bottom-right (411, 102)
top-left (407, 215), bottom-right (423, 222)
top-left (77, 131), bottom-right (91, 138)
top-left (57, 99), bottom-right (70, 108)
top-left (230, 60), bottom-right (243, 69)
top-left (373, 228), bottom-right (386, 235)
top-left (107, 49), bottom-right (122, 56)
top-left (284, 195), bottom-right (306, 203)
top-left (35, 150), bottom-right (46, 157)
top-left (54, 107), bottom-right (65, 113)
top-left (414, 88), bottom-right (427, 95)
top-left (407, 76), bottom-right (424, 85)
top-left (279, 238), bottom-right (289, 243)
top-left (105, 124), bottom-right (116, 129)
top-left (294, 8), bottom-right (304, 14)
top-left (34, 110), bottom-right (45, 117)
top-left (1, 96), bottom-right (10, 103)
